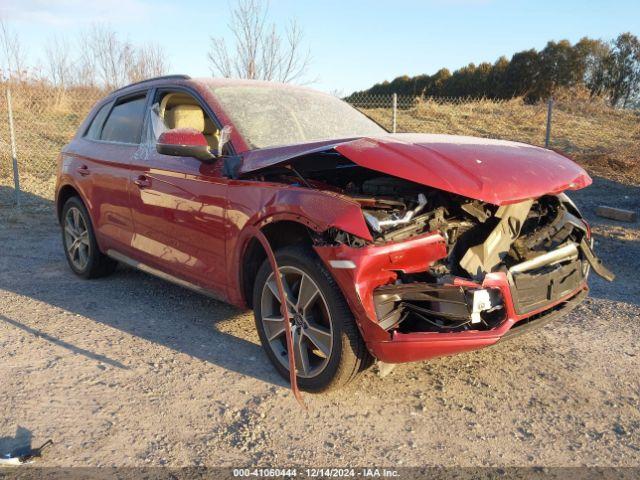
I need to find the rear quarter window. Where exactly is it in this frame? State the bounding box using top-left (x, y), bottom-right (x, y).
top-left (100, 95), bottom-right (148, 144)
top-left (84, 101), bottom-right (113, 139)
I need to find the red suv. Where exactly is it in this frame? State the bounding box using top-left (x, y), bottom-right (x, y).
top-left (56, 75), bottom-right (613, 392)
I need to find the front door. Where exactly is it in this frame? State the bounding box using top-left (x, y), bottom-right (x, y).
top-left (127, 89), bottom-right (229, 299)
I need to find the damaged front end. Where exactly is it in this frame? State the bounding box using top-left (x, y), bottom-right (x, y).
top-left (242, 145), bottom-right (614, 363)
top-left (365, 192), bottom-right (614, 335)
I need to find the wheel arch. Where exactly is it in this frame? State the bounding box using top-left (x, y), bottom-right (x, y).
top-left (240, 219), bottom-right (314, 309)
top-left (56, 183), bottom-right (84, 223)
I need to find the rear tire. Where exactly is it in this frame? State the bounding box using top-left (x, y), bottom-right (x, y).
top-left (61, 196), bottom-right (117, 279)
top-left (253, 245), bottom-right (369, 392)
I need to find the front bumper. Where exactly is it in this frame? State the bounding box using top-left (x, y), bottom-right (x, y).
top-left (367, 284), bottom-right (587, 363)
top-left (314, 233), bottom-right (590, 364)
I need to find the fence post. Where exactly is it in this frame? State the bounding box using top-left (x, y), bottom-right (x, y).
top-left (544, 98), bottom-right (553, 148)
top-left (6, 87), bottom-right (21, 207)
top-left (392, 93), bottom-right (397, 134)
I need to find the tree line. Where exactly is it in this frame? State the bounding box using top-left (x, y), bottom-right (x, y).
top-left (348, 33), bottom-right (640, 108)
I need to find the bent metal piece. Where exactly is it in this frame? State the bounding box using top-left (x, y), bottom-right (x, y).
top-left (250, 228), bottom-right (306, 408)
top-left (509, 243), bottom-right (579, 274)
top-left (580, 238), bottom-right (616, 281)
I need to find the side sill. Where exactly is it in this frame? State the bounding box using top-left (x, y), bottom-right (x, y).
top-left (106, 249), bottom-right (225, 302)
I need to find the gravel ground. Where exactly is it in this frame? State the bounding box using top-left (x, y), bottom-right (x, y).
top-left (0, 176), bottom-right (638, 468)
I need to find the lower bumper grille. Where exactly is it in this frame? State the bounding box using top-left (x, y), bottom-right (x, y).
top-left (509, 259), bottom-right (586, 315)
top-left (502, 288), bottom-right (587, 341)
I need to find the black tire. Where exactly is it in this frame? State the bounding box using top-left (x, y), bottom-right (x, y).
top-left (253, 245), bottom-right (369, 392)
top-left (61, 196), bottom-right (117, 279)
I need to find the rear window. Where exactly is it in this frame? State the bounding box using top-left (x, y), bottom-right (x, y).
top-left (100, 95), bottom-right (147, 144)
top-left (84, 101), bottom-right (112, 139)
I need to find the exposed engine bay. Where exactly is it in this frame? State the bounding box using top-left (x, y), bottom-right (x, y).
top-left (245, 151), bottom-right (614, 335)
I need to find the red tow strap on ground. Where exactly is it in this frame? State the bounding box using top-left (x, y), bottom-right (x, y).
top-left (252, 229), bottom-right (306, 408)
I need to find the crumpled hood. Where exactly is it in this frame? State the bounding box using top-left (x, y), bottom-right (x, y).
top-left (239, 133), bottom-right (592, 205)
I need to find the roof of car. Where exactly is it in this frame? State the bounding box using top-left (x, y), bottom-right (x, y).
top-left (109, 74), bottom-right (192, 94)
top-left (194, 77), bottom-right (317, 92)
top-left (109, 75), bottom-right (318, 97)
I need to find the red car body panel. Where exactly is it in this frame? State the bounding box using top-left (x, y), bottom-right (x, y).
top-left (127, 147), bottom-right (229, 298)
top-left (335, 134), bottom-right (592, 205)
top-left (239, 133), bottom-right (592, 206)
top-left (55, 77), bottom-right (594, 366)
top-left (59, 139), bottom-right (138, 257)
top-left (224, 181), bottom-right (374, 305)
top-left (239, 138), bottom-right (354, 172)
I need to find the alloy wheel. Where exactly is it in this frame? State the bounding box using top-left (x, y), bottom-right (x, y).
top-left (260, 266), bottom-right (334, 378)
top-left (64, 206), bottom-right (90, 271)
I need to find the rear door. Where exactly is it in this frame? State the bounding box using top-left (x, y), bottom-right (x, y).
top-left (127, 87), bottom-right (229, 299)
top-left (68, 91), bottom-right (149, 256)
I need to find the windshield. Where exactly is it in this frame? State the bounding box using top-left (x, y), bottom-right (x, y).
top-left (210, 85), bottom-right (386, 149)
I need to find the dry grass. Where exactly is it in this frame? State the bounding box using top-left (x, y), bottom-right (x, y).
top-left (362, 89), bottom-right (640, 185)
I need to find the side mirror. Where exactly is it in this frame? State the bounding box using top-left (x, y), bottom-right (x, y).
top-left (156, 128), bottom-right (215, 162)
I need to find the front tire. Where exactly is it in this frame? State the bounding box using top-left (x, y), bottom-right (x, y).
top-left (253, 245), bottom-right (369, 392)
top-left (61, 196), bottom-right (117, 279)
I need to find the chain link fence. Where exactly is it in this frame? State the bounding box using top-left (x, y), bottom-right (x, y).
top-left (348, 92), bottom-right (554, 140)
top-left (1, 82), bottom-right (104, 207)
top-left (2, 82), bottom-right (636, 210)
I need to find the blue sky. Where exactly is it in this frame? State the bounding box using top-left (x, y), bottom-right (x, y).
top-left (2, 0), bottom-right (639, 94)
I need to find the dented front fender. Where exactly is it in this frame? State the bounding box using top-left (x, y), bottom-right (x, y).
top-left (225, 180), bottom-right (372, 306)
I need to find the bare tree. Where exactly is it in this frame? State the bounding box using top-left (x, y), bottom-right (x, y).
top-left (73, 30), bottom-right (97, 87)
top-left (208, 0), bottom-right (311, 83)
top-left (44, 35), bottom-right (73, 89)
top-left (127, 43), bottom-right (170, 83)
top-left (0, 16), bottom-right (27, 80)
top-left (81, 24), bottom-right (134, 89)
top-left (74, 51), bottom-right (97, 87)
top-left (80, 25), bottom-right (169, 90)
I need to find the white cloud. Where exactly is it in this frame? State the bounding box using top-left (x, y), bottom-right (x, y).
top-left (0, 0), bottom-right (170, 27)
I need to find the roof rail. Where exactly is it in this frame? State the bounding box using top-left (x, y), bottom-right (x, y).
top-left (110, 74), bottom-right (191, 94)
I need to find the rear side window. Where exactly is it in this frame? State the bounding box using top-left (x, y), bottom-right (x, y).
top-left (84, 101), bottom-right (112, 139)
top-left (100, 95), bottom-right (147, 144)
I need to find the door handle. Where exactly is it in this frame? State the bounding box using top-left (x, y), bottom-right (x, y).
top-left (134, 175), bottom-right (152, 188)
top-left (77, 165), bottom-right (90, 176)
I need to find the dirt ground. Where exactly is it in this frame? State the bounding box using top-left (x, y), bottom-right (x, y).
top-left (0, 176), bottom-right (639, 469)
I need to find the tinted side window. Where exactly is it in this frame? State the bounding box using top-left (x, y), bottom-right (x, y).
top-left (100, 95), bottom-right (147, 144)
top-left (84, 101), bottom-right (112, 139)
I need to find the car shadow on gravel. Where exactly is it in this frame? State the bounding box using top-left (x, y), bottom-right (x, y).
top-left (0, 188), bottom-right (287, 388)
top-left (1, 263), bottom-right (287, 387)
top-left (0, 314), bottom-right (128, 369)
